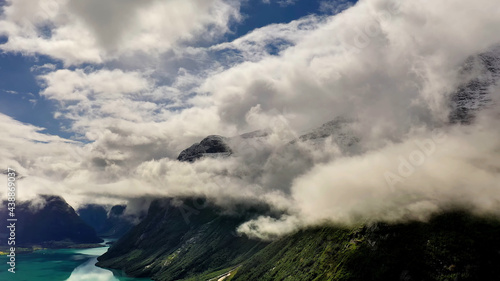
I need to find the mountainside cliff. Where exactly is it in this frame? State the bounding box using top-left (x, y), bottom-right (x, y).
top-left (96, 48), bottom-right (500, 281)
top-left (232, 211), bottom-right (500, 281)
top-left (96, 198), bottom-right (269, 280)
top-left (98, 205), bottom-right (500, 281)
top-left (78, 204), bottom-right (136, 238)
top-left (449, 48), bottom-right (500, 124)
top-left (0, 195), bottom-right (102, 247)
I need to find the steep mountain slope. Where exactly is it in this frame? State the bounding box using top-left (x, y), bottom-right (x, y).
top-left (77, 204), bottom-right (108, 234)
top-left (449, 48), bottom-right (500, 124)
top-left (0, 195), bottom-right (102, 247)
top-left (98, 207), bottom-right (500, 281)
top-left (232, 211), bottom-right (500, 281)
top-left (78, 204), bottom-right (136, 238)
top-left (96, 198), bottom-right (269, 280)
top-left (99, 48), bottom-right (500, 281)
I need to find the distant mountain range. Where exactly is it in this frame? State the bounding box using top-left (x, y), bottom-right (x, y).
top-left (0, 195), bottom-right (139, 249)
top-left (77, 204), bottom-right (136, 238)
top-left (3, 47), bottom-right (499, 279)
top-left (0, 195), bottom-right (102, 248)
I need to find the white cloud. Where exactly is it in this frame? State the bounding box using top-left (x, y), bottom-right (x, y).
top-left (237, 215), bottom-right (302, 241)
top-left (30, 63), bottom-right (57, 73)
top-left (0, 0), bottom-right (241, 65)
top-left (0, 113), bottom-right (84, 201)
top-left (39, 69), bottom-right (150, 101)
top-left (199, 0), bottom-right (500, 137)
top-left (210, 15), bottom-right (325, 62)
top-left (3, 0), bottom-right (500, 240)
top-left (262, 0), bottom-right (297, 7)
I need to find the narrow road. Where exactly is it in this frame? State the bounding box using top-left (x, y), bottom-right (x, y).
top-left (208, 265), bottom-right (240, 281)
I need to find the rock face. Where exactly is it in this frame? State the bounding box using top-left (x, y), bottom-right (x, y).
top-left (101, 205), bottom-right (135, 238)
top-left (231, 211), bottom-right (500, 281)
top-left (449, 48), bottom-right (500, 124)
top-left (78, 204), bottom-right (135, 238)
top-left (177, 135), bottom-right (232, 162)
top-left (77, 204), bottom-right (108, 234)
top-left (0, 195), bottom-right (102, 247)
top-left (96, 198), bottom-right (269, 281)
top-left (97, 205), bottom-right (500, 281)
top-left (177, 118), bottom-right (360, 163)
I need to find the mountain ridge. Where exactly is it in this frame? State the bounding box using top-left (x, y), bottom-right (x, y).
top-left (0, 195), bottom-right (103, 248)
top-left (95, 47), bottom-right (500, 280)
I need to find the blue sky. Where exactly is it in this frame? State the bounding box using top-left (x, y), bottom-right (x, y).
top-left (0, 0), bottom-right (355, 139)
top-left (229, 0), bottom-right (347, 40)
top-left (0, 53), bottom-right (70, 136)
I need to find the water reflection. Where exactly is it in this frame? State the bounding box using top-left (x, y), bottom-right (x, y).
top-left (66, 246), bottom-right (149, 281)
top-left (0, 245), bottom-right (148, 281)
top-left (66, 257), bottom-right (119, 281)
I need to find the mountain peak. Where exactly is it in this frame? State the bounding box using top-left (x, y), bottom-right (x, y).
top-left (177, 135), bottom-right (232, 162)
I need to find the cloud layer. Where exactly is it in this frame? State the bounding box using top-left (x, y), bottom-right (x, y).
top-left (1, 0), bottom-right (500, 239)
top-left (0, 0), bottom-right (240, 65)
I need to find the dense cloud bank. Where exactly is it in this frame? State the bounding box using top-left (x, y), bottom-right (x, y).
top-left (1, 0), bottom-right (500, 239)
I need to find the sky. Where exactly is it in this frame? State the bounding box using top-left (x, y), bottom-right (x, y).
top-left (0, 0), bottom-right (352, 138)
top-left (1, 0), bottom-right (500, 240)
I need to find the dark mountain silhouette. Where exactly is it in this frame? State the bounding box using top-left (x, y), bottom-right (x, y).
top-left (0, 195), bottom-right (102, 247)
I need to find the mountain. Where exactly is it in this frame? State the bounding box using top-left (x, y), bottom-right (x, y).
top-left (177, 116), bottom-right (360, 164)
top-left (96, 125), bottom-right (500, 280)
top-left (296, 116), bottom-right (359, 148)
top-left (96, 198), bottom-right (269, 280)
top-left (96, 49), bottom-right (500, 280)
top-left (449, 48), bottom-right (500, 124)
top-left (177, 135), bottom-right (233, 162)
top-left (77, 204), bottom-right (108, 234)
top-left (78, 204), bottom-right (135, 238)
top-left (97, 203), bottom-right (500, 280)
top-left (0, 195), bottom-right (102, 247)
top-left (231, 211), bottom-right (500, 281)
top-left (100, 205), bottom-right (136, 238)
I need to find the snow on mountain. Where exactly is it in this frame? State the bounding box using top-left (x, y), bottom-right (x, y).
top-left (449, 47), bottom-right (500, 123)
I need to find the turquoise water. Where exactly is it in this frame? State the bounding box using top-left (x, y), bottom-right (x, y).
top-left (0, 247), bottom-right (151, 281)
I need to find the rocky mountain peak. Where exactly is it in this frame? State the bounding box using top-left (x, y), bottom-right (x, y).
top-left (449, 47), bottom-right (500, 124)
top-left (177, 135), bottom-right (232, 162)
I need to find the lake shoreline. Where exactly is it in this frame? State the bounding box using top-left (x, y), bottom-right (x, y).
top-left (0, 243), bottom-right (106, 255)
top-left (0, 243), bottom-right (152, 280)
